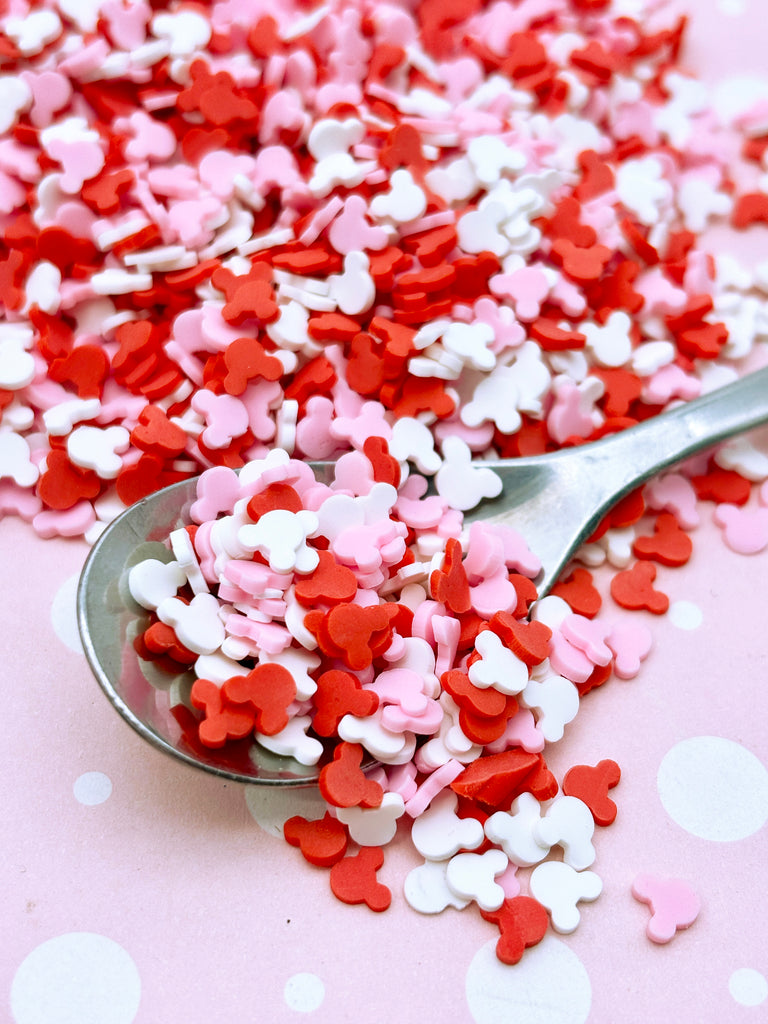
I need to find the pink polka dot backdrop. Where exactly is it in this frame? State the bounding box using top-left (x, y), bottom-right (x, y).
top-left (2, 2), bottom-right (768, 1022)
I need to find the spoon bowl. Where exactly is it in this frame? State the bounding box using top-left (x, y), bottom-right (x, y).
top-left (77, 367), bottom-right (768, 786)
top-left (77, 475), bottom-right (335, 785)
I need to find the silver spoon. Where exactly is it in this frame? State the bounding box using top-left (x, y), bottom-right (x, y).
top-left (77, 366), bottom-right (768, 786)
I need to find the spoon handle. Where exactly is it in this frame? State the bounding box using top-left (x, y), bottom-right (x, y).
top-left (480, 366), bottom-right (768, 597)
top-left (577, 363), bottom-right (768, 493)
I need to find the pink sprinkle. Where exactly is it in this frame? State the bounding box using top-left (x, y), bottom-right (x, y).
top-left (632, 874), bottom-right (701, 944)
top-left (404, 759), bottom-right (465, 818)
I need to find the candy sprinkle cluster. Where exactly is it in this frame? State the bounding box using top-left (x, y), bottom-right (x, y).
top-left (3, 0), bottom-right (768, 960)
top-left (130, 442), bottom-right (640, 945)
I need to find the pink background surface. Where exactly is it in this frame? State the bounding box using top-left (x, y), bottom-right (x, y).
top-left (3, 2), bottom-right (768, 1022)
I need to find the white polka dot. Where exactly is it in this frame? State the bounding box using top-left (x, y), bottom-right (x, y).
top-left (50, 573), bottom-right (84, 655)
top-left (716, 0), bottom-right (747, 14)
top-left (244, 785), bottom-right (328, 838)
top-left (668, 600), bottom-right (703, 630)
top-left (713, 77), bottom-right (768, 124)
top-left (284, 973), bottom-right (325, 1013)
top-left (73, 771), bottom-right (113, 805)
top-left (465, 937), bottom-right (591, 1024)
top-left (11, 932), bottom-right (141, 1024)
top-left (657, 736), bottom-right (768, 841)
top-left (729, 968), bottom-right (768, 1007)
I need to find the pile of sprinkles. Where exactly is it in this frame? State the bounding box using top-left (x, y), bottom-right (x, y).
top-left (3, 0), bottom-right (768, 959)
